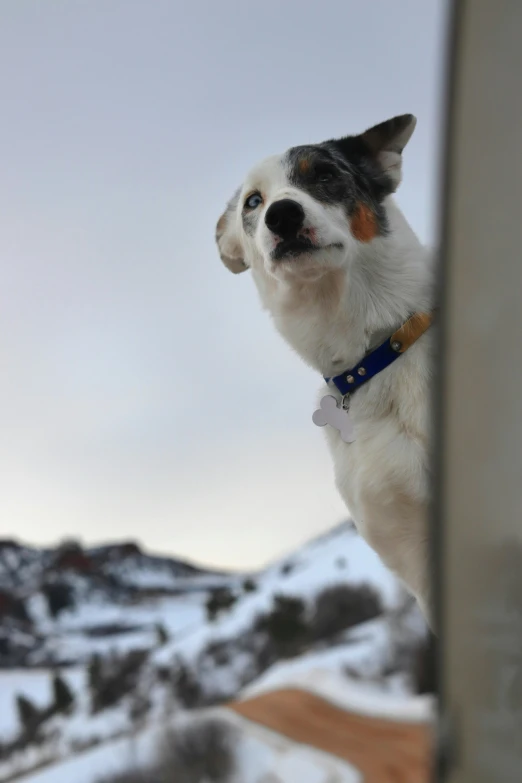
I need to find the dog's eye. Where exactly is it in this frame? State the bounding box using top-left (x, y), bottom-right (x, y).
top-left (317, 170), bottom-right (335, 183)
top-left (244, 192), bottom-right (263, 210)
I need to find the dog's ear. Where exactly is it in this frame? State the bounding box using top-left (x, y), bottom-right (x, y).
top-left (216, 191), bottom-right (248, 274)
top-left (358, 114), bottom-right (417, 190)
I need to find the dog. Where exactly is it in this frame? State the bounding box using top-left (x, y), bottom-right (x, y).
top-left (215, 115), bottom-right (436, 626)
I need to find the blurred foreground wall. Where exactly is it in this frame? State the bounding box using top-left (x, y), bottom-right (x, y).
top-left (435, 2), bottom-right (522, 781)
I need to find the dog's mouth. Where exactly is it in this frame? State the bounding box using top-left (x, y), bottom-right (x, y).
top-left (271, 238), bottom-right (342, 262)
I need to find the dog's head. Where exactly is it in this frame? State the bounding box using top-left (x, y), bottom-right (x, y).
top-left (216, 114), bottom-right (416, 282)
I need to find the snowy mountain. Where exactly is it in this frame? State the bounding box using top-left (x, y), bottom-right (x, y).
top-left (0, 522), bottom-right (430, 783)
top-left (0, 538), bottom-right (232, 668)
top-left (0, 536), bottom-right (229, 596)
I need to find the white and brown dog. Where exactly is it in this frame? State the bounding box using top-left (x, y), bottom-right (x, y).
top-left (216, 115), bottom-right (436, 625)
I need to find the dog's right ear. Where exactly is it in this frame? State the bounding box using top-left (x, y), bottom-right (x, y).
top-left (359, 114), bottom-right (417, 190)
top-left (215, 191), bottom-right (248, 274)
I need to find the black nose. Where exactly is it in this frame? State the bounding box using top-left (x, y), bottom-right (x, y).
top-left (265, 199), bottom-right (305, 239)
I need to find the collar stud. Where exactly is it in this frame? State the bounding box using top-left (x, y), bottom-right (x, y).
top-left (325, 311), bottom-right (434, 398)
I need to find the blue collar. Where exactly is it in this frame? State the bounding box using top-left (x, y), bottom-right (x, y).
top-left (324, 311), bottom-right (434, 398)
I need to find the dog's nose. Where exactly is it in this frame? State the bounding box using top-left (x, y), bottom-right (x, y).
top-left (265, 199), bottom-right (305, 239)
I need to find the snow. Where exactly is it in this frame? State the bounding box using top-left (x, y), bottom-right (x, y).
top-left (120, 567), bottom-right (179, 589)
top-left (26, 592), bottom-right (50, 625)
top-left (0, 670), bottom-right (53, 737)
top-left (239, 619), bottom-right (391, 691)
top-left (154, 523), bottom-right (403, 670)
top-left (0, 669), bottom-right (85, 738)
top-left (17, 741), bottom-right (127, 783)
top-left (24, 591), bottom-right (207, 667)
top-left (226, 710), bottom-right (362, 783)
top-left (44, 629), bottom-right (157, 662)
top-left (60, 699), bottom-right (129, 748)
top-left (0, 522), bottom-right (430, 783)
top-left (234, 732), bottom-right (361, 783)
top-left (49, 591), bottom-right (206, 636)
top-left (261, 523), bottom-right (399, 607)
top-left (273, 747), bottom-right (360, 783)
top-left (16, 726), bottom-right (158, 783)
top-left (19, 709), bottom-right (362, 783)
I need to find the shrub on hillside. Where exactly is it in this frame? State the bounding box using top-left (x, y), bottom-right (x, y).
top-left (57, 537), bottom-right (83, 552)
top-left (205, 587), bottom-right (237, 622)
top-left (242, 578), bottom-right (257, 593)
top-left (15, 694), bottom-right (40, 733)
top-left (248, 630), bottom-right (278, 674)
top-left (0, 590), bottom-right (31, 625)
top-left (171, 655), bottom-right (204, 709)
top-left (128, 690), bottom-right (152, 725)
top-left (12, 681), bottom-right (77, 751)
top-left (52, 672), bottom-right (75, 713)
top-left (88, 653), bottom-right (103, 696)
top-left (42, 581), bottom-right (74, 618)
top-left (88, 650), bottom-right (149, 713)
top-left (204, 639), bottom-right (232, 667)
top-left (158, 718), bottom-right (237, 783)
top-left (197, 593), bottom-right (311, 698)
top-left (155, 622), bottom-right (169, 646)
top-left (310, 583), bottom-right (382, 641)
top-left (255, 594), bottom-right (308, 658)
top-left (3, 695), bottom-right (47, 758)
top-left (195, 629), bottom-right (276, 704)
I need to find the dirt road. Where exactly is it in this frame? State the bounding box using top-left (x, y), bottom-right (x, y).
top-left (228, 688), bottom-right (433, 782)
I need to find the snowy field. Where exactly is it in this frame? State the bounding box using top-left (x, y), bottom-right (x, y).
top-left (0, 523), bottom-right (429, 783)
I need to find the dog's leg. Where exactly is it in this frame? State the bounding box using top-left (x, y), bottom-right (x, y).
top-left (357, 491), bottom-right (433, 628)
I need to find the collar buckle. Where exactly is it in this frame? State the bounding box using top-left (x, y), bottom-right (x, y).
top-left (325, 310), bottom-right (434, 398)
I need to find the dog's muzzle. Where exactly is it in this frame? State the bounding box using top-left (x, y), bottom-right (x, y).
top-left (265, 199), bottom-right (305, 239)
top-left (266, 199), bottom-right (319, 261)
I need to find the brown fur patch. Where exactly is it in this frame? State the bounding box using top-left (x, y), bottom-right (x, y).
top-left (298, 158), bottom-right (310, 174)
top-left (350, 203), bottom-right (378, 243)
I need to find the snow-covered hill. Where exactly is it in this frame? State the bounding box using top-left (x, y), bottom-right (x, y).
top-left (0, 538), bottom-right (233, 668)
top-left (0, 522), bottom-right (429, 783)
top-left (0, 538), bottom-right (226, 594)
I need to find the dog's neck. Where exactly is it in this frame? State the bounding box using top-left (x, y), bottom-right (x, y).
top-left (260, 198), bottom-right (435, 379)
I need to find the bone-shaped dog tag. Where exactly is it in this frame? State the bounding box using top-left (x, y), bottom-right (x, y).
top-left (312, 395), bottom-right (356, 443)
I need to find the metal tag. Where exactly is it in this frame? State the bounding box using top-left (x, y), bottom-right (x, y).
top-left (312, 395), bottom-right (356, 443)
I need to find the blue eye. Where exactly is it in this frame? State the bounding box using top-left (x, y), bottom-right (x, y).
top-left (245, 192), bottom-right (263, 210)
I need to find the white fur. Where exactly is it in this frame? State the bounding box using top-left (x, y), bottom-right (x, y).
top-left (217, 129), bottom-right (436, 626)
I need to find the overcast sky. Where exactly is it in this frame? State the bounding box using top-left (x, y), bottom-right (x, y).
top-left (0, 1), bottom-right (448, 569)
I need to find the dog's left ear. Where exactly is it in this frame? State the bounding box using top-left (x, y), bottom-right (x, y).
top-left (215, 191), bottom-right (248, 275)
top-left (358, 114), bottom-right (417, 190)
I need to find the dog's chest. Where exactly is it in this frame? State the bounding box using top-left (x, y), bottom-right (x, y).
top-left (319, 355), bottom-right (431, 521)
top-left (276, 309), bottom-right (359, 376)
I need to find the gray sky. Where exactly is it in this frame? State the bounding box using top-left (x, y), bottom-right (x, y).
top-left (0, 0), bottom-right (448, 569)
